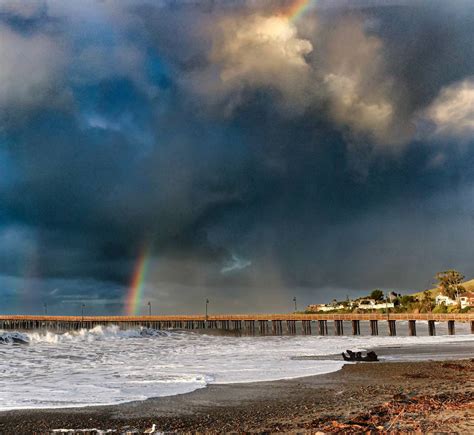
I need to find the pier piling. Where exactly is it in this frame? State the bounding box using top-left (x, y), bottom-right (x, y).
top-left (388, 320), bottom-right (397, 336)
top-left (286, 320), bottom-right (296, 335)
top-left (428, 320), bottom-right (436, 336)
top-left (448, 320), bottom-right (455, 335)
top-left (271, 320), bottom-right (283, 335)
top-left (351, 320), bottom-right (360, 335)
top-left (258, 320), bottom-right (268, 335)
top-left (245, 320), bottom-right (255, 335)
top-left (370, 320), bottom-right (379, 336)
top-left (318, 320), bottom-right (328, 336)
top-left (334, 320), bottom-right (344, 336)
top-left (408, 320), bottom-right (416, 336)
top-left (302, 320), bottom-right (312, 335)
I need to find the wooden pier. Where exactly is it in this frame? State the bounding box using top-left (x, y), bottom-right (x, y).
top-left (0, 313), bottom-right (473, 336)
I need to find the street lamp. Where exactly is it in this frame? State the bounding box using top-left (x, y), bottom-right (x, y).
top-left (147, 301), bottom-right (152, 316)
top-left (293, 296), bottom-right (297, 312)
top-left (81, 303), bottom-right (85, 328)
top-left (205, 298), bottom-right (209, 319)
top-left (43, 303), bottom-right (48, 316)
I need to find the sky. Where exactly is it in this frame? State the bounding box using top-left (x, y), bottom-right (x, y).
top-left (1, 0), bottom-right (474, 315)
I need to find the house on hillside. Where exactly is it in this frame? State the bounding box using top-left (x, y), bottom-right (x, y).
top-left (435, 294), bottom-right (457, 306)
top-left (459, 292), bottom-right (474, 309)
top-left (357, 299), bottom-right (394, 310)
top-left (306, 303), bottom-right (345, 312)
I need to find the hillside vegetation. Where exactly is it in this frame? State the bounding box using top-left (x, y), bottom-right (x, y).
top-left (412, 278), bottom-right (474, 298)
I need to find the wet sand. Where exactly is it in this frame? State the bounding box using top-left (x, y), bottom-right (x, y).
top-left (0, 343), bottom-right (473, 433)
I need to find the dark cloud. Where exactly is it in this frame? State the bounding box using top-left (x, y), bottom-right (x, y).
top-left (1, 0), bottom-right (474, 314)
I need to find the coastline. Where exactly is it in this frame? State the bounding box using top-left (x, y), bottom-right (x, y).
top-left (0, 342), bottom-right (472, 433)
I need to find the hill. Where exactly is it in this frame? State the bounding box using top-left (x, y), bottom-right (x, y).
top-left (411, 278), bottom-right (474, 298)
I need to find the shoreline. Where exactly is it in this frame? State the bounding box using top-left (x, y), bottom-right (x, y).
top-left (0, 342), bottom-right (472, 433)
top-left (0, 340), bottom-right (472, 413)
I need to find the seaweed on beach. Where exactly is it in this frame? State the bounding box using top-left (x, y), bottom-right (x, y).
top-left (312, 391), bottom-right (474, 432)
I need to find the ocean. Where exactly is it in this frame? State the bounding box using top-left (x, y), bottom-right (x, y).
top-left (0, 323), bottom-right (473, 410)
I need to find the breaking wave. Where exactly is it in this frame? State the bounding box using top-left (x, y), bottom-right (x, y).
top-left (0, 331), bottom-right (30, 345)
top-left (25, 325), bottom-right (171, 344)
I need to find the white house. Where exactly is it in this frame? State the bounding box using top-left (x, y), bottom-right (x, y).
top-left (435, 294), bottom-right (457, 306)
top-left (357, 299), bottom-right (394, 310)
top-left (306, 303), bottom-right (345, 312)
top-left (459, 292), bottom-right (474, 309)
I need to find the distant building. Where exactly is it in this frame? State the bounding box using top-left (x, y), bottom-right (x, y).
top-left (357, 299), bottom-right (394, 310)
top-left (306, 304), bottom-right (322, 312)
top-left (388, 291), bottom-right (400, 302)
top-left (459, 292), bottom-right (474, 309)
top-left (435, 294), bottom-right (457, 306)
top-left (358, 299), bottom-right (375, 308)
top-left (306, 303), bottom-right (345, 312)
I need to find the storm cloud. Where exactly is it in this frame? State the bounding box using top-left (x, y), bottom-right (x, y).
top-left (1, 0), bottom-right (474, 315)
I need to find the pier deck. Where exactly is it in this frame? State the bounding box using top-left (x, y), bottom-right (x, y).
top-left (1, 313), bottom-right (473, 336)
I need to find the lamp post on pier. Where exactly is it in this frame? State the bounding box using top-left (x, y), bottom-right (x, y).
top-left (147, 301), bottom-right (152, 316)
top-left (205, 298), bottom-right (209, 320)
top-left (43, 303), bottom-right (47, 316)
top-left (81, 303), bottom-right (85, 329)
top-left (293, 296), bottom-right (297, 312)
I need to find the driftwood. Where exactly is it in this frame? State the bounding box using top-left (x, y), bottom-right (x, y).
top-left (342, 349), bottom-right (378, 362)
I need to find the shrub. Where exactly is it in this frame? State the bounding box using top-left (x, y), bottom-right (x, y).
top-left (433, 303), bottom-right (448, 314)
top-left (447, 304), bottom-right (460, 313)
top-left (370, 289), bottom-right (385, 301)
top-left (400, 295), bottom-right (415, 306)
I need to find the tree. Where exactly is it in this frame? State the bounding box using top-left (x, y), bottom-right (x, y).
top-left (435, 270), bottom-right (465, 299)
top-left (400, 295), bottom-right (415, 307)
top-left (421, 290), bottom-right (434, 312)
top-left (370, 289), bottom-right (384, 301)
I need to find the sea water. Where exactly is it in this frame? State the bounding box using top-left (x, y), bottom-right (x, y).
top-left (0, 323), bottom-right (473, 410)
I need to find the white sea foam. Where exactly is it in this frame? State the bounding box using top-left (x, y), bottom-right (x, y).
top-left (0, 324), bottom-right (473, 410)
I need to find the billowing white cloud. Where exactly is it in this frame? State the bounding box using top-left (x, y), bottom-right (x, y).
top-left (183, 10), bottom-right (411, 147)
top-left (187, 14), bottom-right (314, 113)
top-left (424, 78), bottom-right (474, 139)
top-left (318, 18), bottom-right (408, 146)
top-left (324, 72), bottom-right (394, 142)
top-left (0, 25), bottom-right (66, 112)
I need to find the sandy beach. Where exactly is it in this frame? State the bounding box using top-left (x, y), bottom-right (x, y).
top-left (0, 343), bottom-right (472, 434)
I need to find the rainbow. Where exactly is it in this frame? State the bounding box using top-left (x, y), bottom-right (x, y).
top-left (282, 0), bottom-right (316, 22)
top-left (125, 246), bottom-right (151, 316)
